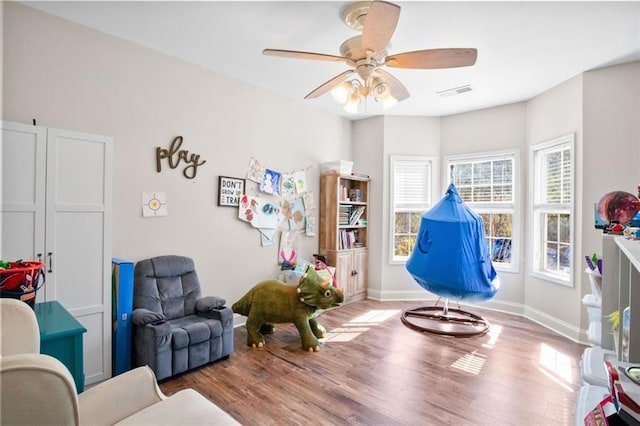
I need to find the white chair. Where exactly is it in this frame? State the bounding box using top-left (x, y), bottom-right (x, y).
top-left (0, 298), bottom-right (40, 355)
top-left (0, 298), bottom-right (240, 426)
top-left (1, 353), bottom-right (239, 425)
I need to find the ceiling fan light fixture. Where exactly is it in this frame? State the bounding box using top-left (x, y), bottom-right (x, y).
top-left (331, 80), bottom-right (353, 104)
top-left (344, 91), bottom-right (360, 113)
top-left (370, 78), bottom-right (397, 109)
top-left (382, 94), bottom-right (398, 110)
top-left (371, 78), bottom-right (389, 99)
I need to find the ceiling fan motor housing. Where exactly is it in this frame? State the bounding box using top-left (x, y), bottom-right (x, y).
top-left (340, 36), bottom-right (387, 63)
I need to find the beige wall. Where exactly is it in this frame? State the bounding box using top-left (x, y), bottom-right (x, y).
top-left (352, 116), bottom-right (441, 301)
top-left (524, 74), bottom-right (585, 339)
top-left (351, 117), bottom-right (385, 297)
top-left (3, 2), bottom-right (352, 305)
top-left (381, 116), bottom-right (441, 300)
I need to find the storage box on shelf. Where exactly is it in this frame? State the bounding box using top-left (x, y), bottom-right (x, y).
top-left (581, 346), bottom-right (616, 388)
top-left (582, 275), bottom-right (603, 347)
top-left (319, 172), bottom-right (369, 303)
top-left (320, 160), bottom-right (353, 176)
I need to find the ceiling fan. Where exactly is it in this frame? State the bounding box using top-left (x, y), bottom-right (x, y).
top-left (263, 0), bottom-right (478, 112)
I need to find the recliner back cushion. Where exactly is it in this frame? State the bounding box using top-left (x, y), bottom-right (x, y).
top-left (134, 256), bottom-right (202, 320)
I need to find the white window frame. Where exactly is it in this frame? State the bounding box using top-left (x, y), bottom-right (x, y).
top-left (389, 155), bottom-right (435, 264)
top-left (530, 133), bottom-right (575, 286)
top-left (445, 149), bottom-right (520, 273)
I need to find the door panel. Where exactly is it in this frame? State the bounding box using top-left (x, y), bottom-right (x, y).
top-left (1, 122), bottom-right (46, 302)
top-left (47, 128), bottom-right (113, 385)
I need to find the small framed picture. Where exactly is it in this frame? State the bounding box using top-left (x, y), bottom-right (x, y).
top-left (218, 176), bottom-right (245, 207)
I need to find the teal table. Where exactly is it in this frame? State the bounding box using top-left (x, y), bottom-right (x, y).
top-left (34, 301), bottom-right (87, 392)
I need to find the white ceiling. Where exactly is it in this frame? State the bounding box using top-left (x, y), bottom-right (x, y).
top-left (23, 1), bottom-right (640, 120)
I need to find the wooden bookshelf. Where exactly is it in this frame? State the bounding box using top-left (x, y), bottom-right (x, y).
top-left (319, 173), bottom-right (369, 303)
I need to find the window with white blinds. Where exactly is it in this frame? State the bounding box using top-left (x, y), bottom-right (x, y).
top-left (532, 134), bottom-right (574, 285)
top-left (390, 156), bottom-right (433, 263)
top-left (539, 146), bottom-right (572, 204)
top-left (447, 151), bottom-right (517, 270)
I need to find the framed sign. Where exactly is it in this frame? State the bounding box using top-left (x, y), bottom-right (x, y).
top-left (218, 176), bottom-right (245, 207)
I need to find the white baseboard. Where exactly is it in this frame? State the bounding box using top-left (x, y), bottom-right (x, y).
top-left (366, 288), bottom-right (432, 301)
top-left (523, 305), bottom-right (584, 343)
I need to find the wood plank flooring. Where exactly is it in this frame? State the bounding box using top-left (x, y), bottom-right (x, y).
top-left (160, 300), bottom-right (588, 425)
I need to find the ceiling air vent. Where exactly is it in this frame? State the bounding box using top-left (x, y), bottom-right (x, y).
top-left (437, 85), bottom-right (474, 97)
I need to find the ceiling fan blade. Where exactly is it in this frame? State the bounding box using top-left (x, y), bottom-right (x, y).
top-left (361, 1), bottom-right (401, 53)
top-left (263, 49), bottom-right (348, 63)
top-left (386, 48), bottom-right (478, 69)
top-left (305, 70), bottom-right (355, 99)
top-left (375, 69), bottom-right (409, 101)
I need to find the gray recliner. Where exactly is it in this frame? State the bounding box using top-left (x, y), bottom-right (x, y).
top-left (132, 255), bottom-right (233, 381)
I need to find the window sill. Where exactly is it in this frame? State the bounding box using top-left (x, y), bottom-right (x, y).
top-left (530, 270), bottom-right (572, 287)
top-left (494, 263), bottom-right (519, 274)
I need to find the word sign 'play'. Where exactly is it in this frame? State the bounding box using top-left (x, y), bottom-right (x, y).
top-left (156, 136), bottom-right (206, 179)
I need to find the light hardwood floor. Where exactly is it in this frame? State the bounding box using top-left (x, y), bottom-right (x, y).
top-left (160, 299), bottom-right (588, 425)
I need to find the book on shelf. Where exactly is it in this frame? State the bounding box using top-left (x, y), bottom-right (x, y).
top-left (338, 229), bottom-right (363, 250)
top-left (339, 205), bottom-right (350, 225)
top-left (349, 206), bottom-right (365, 225)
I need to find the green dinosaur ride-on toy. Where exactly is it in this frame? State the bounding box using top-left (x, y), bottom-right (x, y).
top-left (232, 266), bottom-right (344, 352)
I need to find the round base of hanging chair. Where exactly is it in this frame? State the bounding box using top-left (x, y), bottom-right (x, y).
top-left (401, 306), bottom-right (491, 337)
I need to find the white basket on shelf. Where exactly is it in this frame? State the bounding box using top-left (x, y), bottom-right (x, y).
top-left (320, 160), bottom-right (353, 175)
top-left (585, 267), bottom-right (602, 300)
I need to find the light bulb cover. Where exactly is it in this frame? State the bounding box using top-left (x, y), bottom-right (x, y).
top-left (344, 92), bottom-right (360, 113)
top-left (383, 94), bottom-right (398, 110)
top-left (331, 81), bottom-right (352, 104)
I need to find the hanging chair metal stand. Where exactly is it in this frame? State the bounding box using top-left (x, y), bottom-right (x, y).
top-left (401, 298), bottom-right (491, 337)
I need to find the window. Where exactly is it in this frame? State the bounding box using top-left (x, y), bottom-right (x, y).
top-left (447, 151), bottom-right (518, 271)
top-left (531, 134), bottom-right (574, 285)
top-left (390, 156), bottom-right (433, 263)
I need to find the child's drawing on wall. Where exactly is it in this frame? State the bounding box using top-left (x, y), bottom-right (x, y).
top-left (238, 194), bottom-right (282, 231)
top-left (294, 169), bottom-right (306, 193)
top-left (260, 168), bottom-right (281, 195)
top-left (280, 197), bottom-right (306, 232)
top-left (281, 172), bottom-right (296, 197)
top-left (246, 158), bottom-right (266, 183)
top-left (303, 191), bottom-right (315, 211)
top-left (279, 230), bottom-right (298, 265)
top-left (305, 216), bottom-right (316, 236)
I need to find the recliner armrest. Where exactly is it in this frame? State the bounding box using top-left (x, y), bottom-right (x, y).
top-left (78, 366), bottom-right (165, 426)
top-left (195, 296), bottom-right (227, 313)
top-left (199, 305), bottom-right (233, 326)
top-left (132, 308), bottom-right (166, 326)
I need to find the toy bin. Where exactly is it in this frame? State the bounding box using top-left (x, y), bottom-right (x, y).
top-left (0, 261), bottom-right (46, 308)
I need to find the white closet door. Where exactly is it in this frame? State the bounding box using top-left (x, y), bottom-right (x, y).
top-left (46, 128), bottom-right (113, 385)
top-left (1, 122), bottom-right (47, 298)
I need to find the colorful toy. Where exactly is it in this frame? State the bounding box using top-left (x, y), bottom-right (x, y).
top-left (596, 191), bottom-right (640, 225)
top-left (585, 253), bottom-right (603, 275)
top-left (232, 266), bottom-right (344, 352)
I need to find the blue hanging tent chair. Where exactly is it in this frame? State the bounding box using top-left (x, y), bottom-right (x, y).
top-left (403, 183), bottom-right (500, 336)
